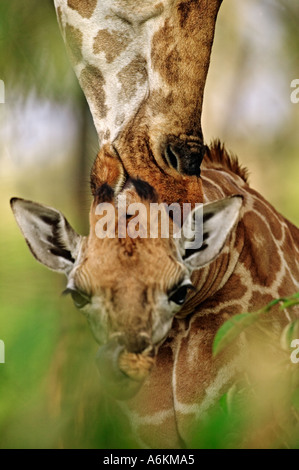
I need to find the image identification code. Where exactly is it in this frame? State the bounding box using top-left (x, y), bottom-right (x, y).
top-left (103, 454), bottom-right (195, 466)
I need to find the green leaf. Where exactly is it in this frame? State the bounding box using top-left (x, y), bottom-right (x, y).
top-left (213, 293), bottom-right (299, 356)
top-left (280, 293), bottom-right (299, 310)
top-left (213, 311), bottom-right (260, 356)
top-left (264, 298), bottom-right (284, 311)
top-left (280, 320), bottom-right (299, 351)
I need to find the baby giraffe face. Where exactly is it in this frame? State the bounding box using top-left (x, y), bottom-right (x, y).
top-left (10, 178), bottom-right (242, 399)
top-left (70, 228), bottom-right (190, 348)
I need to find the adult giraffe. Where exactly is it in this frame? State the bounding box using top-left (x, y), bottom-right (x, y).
top-left (53, 0), bottom-right (223, 195)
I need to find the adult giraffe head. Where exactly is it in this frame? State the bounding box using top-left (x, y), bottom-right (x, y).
top-left (10, 155), bottom-right (242, 399)
top-left (54, 0), bottom-right (223, 177)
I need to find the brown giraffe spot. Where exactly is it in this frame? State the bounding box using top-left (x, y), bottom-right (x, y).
top-left (178, 0), bottom-right (223, 33)
top-left (249, 292), bottom-right (276, 311)
top-left (151, 20), bottom-right (181, 85)
top-left (203, 273), bottom-right (248, 310)
top-left (64, 23), bottom-right (83, 65)
top-left (79, 65), bottom-right (108, 119)
top-left (67, 0), bottom-right (97, 19)
top-left (117, 55), bottom-right (147, 103)
top-left (177, 0), bottom-right (198, 28)
top-left (240, 211), bottom-right (282, 288)
top-left (215, 304), bottom-right (245, 317)
top-left (93, 29), bottom-right (131, 64)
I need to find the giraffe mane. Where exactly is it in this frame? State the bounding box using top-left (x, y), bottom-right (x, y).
top-left (204, 140), bottom-right (249, 183)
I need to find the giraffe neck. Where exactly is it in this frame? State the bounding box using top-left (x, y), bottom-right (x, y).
top-left (169, 174), bottom-right (299, 445)
top-left (184, 151), bottom-right (299, 318)
top-left (117, 151), bottom-right (299, 448)
top-left (54, 0), bottom-right (222, 172)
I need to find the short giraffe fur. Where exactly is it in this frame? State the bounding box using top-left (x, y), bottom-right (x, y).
top-left (10, 143), bottom-right (299, 447)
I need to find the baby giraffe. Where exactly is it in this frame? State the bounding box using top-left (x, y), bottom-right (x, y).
top-left (10, 143), bottom-right (299, 448)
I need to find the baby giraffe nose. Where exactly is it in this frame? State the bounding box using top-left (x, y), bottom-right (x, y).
top-left (95, 332), bottom-right (155, 399)
top-left (117, 331), bottom-right (152, 354)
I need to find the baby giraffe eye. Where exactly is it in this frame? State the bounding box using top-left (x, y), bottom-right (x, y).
top-left (63, 288), bottom-right (90, 309)
top-left (169, 282), bottom-right (194, 305)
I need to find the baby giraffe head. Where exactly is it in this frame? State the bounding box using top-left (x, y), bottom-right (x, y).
top-left (10, 156), bottom-right (242, 400)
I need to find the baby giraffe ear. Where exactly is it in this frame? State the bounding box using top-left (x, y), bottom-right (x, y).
top-left (180, 195), bottom-right (243, 270)
top-left (10, 198), bottom-right (82, 275)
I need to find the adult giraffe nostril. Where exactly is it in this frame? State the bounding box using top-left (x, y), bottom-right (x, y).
top-left (165, 144), bottom-right (179, 171)
top-left (163, 139), bottom-right (207, 176)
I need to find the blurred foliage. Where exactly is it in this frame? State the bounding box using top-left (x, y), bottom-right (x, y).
top-left (191, 294), bottom-right (299, 449)
top-left (280, 0), bottom-right (299, 60)
top-left (204, 0), bottom-right (299, 226)
top-left (0, 0), bottom-right (97, 228)
top-left (213, 294), bottom-right (299, 356)
top-left (0, 0), bottom-right (80, 100)
top-left (0, 193), bottom-right (134, 448)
